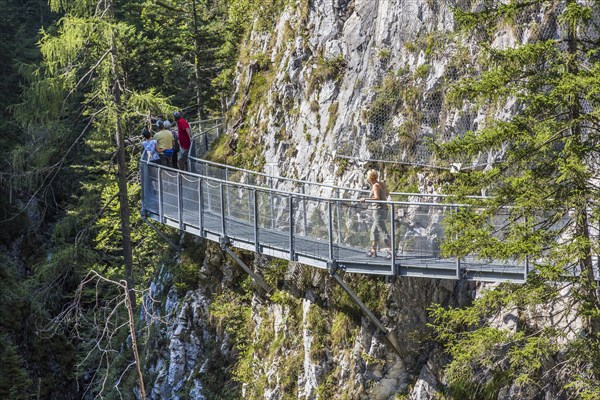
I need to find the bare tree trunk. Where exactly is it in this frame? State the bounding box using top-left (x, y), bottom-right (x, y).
top-left (124, 280), bottom-right (146, 399)
top-left (110, 33), bottom-right (135, 306)
top-left (191, 0), bottom-right (204, 121)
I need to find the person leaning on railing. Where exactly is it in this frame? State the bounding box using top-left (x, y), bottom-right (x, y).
top-left (154, 120), bottom-right (174, 168)
top-left (360, 169), bottom-right (392, 259)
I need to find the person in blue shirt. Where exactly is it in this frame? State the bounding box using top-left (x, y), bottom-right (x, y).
top-left (142, 129), bottom-right (160, 163)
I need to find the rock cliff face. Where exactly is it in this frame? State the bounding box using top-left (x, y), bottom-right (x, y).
top-left (143, 1), bottom-right (570, 399)
top-left (233, 0), bottom-right (474, 188)
top-left (145, 243), bottom-right (474, 399)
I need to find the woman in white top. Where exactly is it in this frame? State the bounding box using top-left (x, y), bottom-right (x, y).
top-left (361, 169), bottom-right (392, 258)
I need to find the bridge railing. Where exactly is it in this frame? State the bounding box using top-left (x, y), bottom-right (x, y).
top-left (189, 118), bottom-right (223, 155)
top-left (187, 156), bottom-right (466, 203)
top-left (141, 150), bottom-right (532, 281)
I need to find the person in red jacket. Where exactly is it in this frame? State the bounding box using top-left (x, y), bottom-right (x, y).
top-left (173, 111), bottom-right (192, 171)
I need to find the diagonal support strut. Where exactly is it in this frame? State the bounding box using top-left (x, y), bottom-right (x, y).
top-left (141, 215), bottom-right (181, 252)
top-left (329, 269), bottom-right (403, 356)
top-left (221, 241), bottom-right (272, 294)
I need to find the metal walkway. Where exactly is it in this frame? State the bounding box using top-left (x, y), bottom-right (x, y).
top-left (140, 148), bottom-right (529, 283)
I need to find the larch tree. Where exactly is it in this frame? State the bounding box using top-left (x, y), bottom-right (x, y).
top-left (17, 0), bottom-right (173, 304)
top-left (431, 0), bottom-right (600, 398)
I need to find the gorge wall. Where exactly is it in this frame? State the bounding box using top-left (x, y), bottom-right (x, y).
top-left (143, 1), bottom-right (572, 399)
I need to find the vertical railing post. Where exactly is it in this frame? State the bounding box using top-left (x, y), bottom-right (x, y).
top-left (254, 189), bottom-right (260, 253)
top-left (187, 144), bottom-right (192, 171)
top-left (328, 201), bottom-right (334, 261)
top-left (302, 186), bottom-right (308, 235)
top-left (269, 177), bottom-right (275, 229)
top-left (177, 173), bottom-right (183, 230)
top-left (455, 206), bottom-right (462, 280)
top-left (206, 164), bottom-right (212, 213)
top-left (158, 168), bottom-right (164, 223)
top-left (336, 188), bottom-right (342, 244)
top-left (289, 195), bottom-right (295, 260)
top-left (140, 159), bottom-right (147, 213)
top-left (198, 178), bottom-right (204, 236)
top-left (220, 182), bottom-right (226, 237)
top-left (247, 187), bottom-right (253, 223)
top-left (225, 167), bottom-right (231, 219)
top-left (390, 203), bottom-right (396, 275)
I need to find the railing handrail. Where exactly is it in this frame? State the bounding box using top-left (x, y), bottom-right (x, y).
top-left (189, 117), bottom-right (222, 124)
top-left (188, 156), bottom-right (486, 200)
top-left (147, 159), bottom-right (473, 207)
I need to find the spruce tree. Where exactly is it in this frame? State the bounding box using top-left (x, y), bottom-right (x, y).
top-left (432, 0), bottom-right (600, 398)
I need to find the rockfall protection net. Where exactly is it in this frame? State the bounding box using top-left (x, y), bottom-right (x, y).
top-left (334, 0), bottom-right (563, 169)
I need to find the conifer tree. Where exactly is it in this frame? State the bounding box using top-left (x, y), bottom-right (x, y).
top-left (432, 1), bottom-right (600, 397)
top-left (12, 0), bottom-right (173, 393)
top-left (16, 0), bottom-right (172, 303)
top-left (135, 0), bottom-right (232, 118)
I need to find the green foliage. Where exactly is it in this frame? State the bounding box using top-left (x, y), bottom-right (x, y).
top-left (332, 274), bottom-right (389, 317)
top-left (432, 1), bottom-right (600, 397)
top-left (330, 312), bottom-right (356, 348)
top-left (414, 63), bottom-right (430, 79)
top-left (0, 335), bottom-right (31, 399)
top-left (429, 282), bottom-right (563, 398)
top-left (378, 48), bottom-right (391, 61)
top-left (212, 66), bottom-right (272, 168)
top-left (326, 101), bottom-right (339, 133)
top-left (366, 73), bottom-right (402, 125)
top-left (263, 258), bottom-right (288, 288)
top-left (307, 54), bottom-right (347, 95)
top-left (307, 303), bottom-right (329, 360)
top-left (209, 277), bottom-right (304, 398)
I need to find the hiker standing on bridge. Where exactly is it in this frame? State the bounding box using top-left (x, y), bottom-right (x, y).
top-left (174, 111), bottom-right (191, 171)
top-left (154, 120), bottom-right (174, 167)
top-left (141, 129), bottom-right (160, 163)
top-left (360, 169), bottom-right (392, 259)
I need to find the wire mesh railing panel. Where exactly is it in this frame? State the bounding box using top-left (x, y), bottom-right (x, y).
top-left (202, 180), bottom-right (223, 223)
top-left (143, 163), bottom-right (160, 215)
top-left (160, 170), bottom-right (180, 221)
top-left (223, 183), bottom-right (256, 242)
top-left (190, 118), bottom-right (223, 154)
top-left (255, 190), bottom-right (274, 231)
top-left (252, 190), bottom-right (293, 254)
top-left (271, 192), bottom-right (292, 233)
top-left (227, 185), bottom-right (255, 225)
top-left (301, 199), bottom-right (331, 244)
top-left (395, 204), bottom-right (447, 259)
top-left (336, 201), bottom-right (372, 252)
top-left (180, 174), bottom-right (202, 228)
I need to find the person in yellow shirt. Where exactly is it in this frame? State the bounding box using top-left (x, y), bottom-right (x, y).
top-left (154, 120), bottom-right (174, 167)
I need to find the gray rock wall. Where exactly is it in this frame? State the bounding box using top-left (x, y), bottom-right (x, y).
top-left (143, 1), bottom-right (577, 399)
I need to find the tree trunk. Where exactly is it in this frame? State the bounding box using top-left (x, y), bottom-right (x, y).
top-left (191, 0), bottom-right (204, 121)
top-left (124, 280), bottom-right (146, 399)
top-left (110, 34), bottom-right (135, 307)
top-left (566, 0), bottom-right (599, 333)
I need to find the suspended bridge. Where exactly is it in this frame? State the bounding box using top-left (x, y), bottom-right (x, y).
top-left (140, 130), bottom-right (530, 284)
